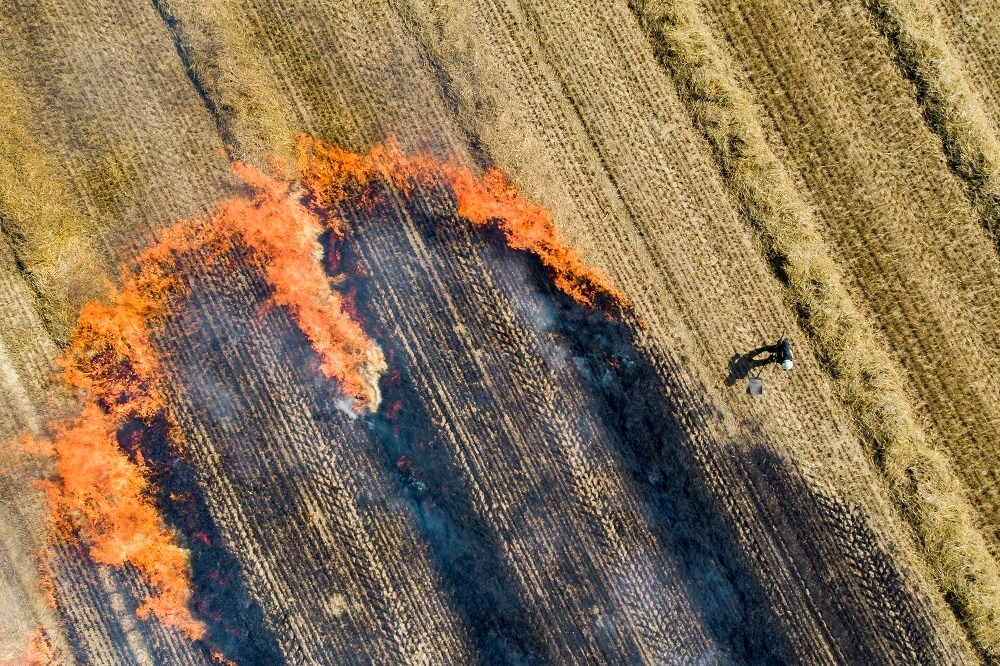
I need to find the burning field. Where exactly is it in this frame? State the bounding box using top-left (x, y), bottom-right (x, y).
top-left (1, 0), bottom-right (1000, 664)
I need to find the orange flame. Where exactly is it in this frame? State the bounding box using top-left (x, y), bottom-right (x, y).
top-left (23, 223), bottom-right (203, 636)
top-left (24, 135), bottom-right (623, 648)
top-left (20, 626), bottom-right (55, 666)
top-left (218, 163), bottom-right (385, 408)
top-left (27, 162), bottom-right (383, 641)
top-left (297, 135), bottom-right (629, 312)
top-left (211, 649), bottom-right (238, 666)
top-left (42, 405), bottom-right (203, 638)
top-left (36, 552), bottom-right (57, 610)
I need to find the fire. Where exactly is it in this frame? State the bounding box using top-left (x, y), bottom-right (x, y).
top-left (22, 134), bottom-right (623, 647)
top-left (18, 627), bottom-right (55, 666)
top-left (22, 223), bottom-right (203, 637)
top-left (211, 649), bottom-right (238, 666)
top-left (36, 552), bottom-right (57, 609)
top-left (42, 405), bottom-right (204, 638)
top-left (297, 135), bottom-right (629, 312)
top-left (25, 161), bottom-right (383, 641)
top-left (205, 162), bottom-right (386, 409)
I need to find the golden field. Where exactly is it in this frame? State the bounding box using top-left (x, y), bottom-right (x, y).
top-left (0, 0), bottom-right (998, 663)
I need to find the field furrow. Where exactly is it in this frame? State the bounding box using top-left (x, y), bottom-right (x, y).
top-left (393, 0), bottom-right (975, 658)
top-left (627, 0), bottom-right (1000, 657)
top-left (864, 0), bottom-right (1000, 247)
top-left (0, 0), bottom-right (994, 662)
top-left (697, 0), bottom-right (1000, 549)
top-left (159, 253), bottom-right (473, 663)
top-left (934, 0), bottom-right (1000, 132)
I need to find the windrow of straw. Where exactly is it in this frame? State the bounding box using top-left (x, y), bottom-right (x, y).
top-left (154, 0), bottom-right (299, 165)
top-left (22, 161), bottom-right (390, 642)
top-left (0, 70), bottom-right (102, 339)
top-left (627, 0), bottom-right (1000, 659)
top-left (864, 0), bottom-right (1000, 251)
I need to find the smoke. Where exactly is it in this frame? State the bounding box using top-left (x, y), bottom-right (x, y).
top-left (18, 135), bottom-right (625, 650)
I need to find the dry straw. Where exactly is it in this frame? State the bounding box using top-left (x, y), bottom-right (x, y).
top-left (628, 0), bottom-right (1000, 659)
top-left (866, 0), bottom-right (1000, 251)
top-left (0, 70), bottom-right (100, 339)
top-left (156, 0), bottom-right (299, 164)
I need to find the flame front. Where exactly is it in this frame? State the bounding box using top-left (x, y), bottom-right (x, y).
top-left (25, 163), bottom-right (381, 641)
top-left (24, 626), bottom-right (55, 666)
top-left (23, 136), bottom-right (626, 647)
top-left (297, 135), bottom-right (630, 312)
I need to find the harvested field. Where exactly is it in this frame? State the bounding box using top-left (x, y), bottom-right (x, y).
top-left (866, 0), bottom-right (1000, 246)
top-left (0, 0), bottom-right (998, 664)
top-left (937, 0), bottom-right (1000, 133)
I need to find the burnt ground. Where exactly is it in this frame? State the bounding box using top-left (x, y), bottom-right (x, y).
top-left (42, 180), bottom-right (965, 663)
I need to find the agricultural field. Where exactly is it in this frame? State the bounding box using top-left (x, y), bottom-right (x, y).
top-left (0, 0), bottom-right (998, 664)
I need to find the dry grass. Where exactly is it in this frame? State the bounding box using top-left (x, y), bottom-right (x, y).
top-left (2, 0), bottom-right (993, 658)
top-left (699, 0), bottom-right (1000, 553)
top-left (0, 71), bottom-right (101, 340)
top-left (865, 0), bottom-right (1000, 251)
top-left (628, 0), bottom-right (1000, 659)
top-left (158, 0), bottom-right (299, 166)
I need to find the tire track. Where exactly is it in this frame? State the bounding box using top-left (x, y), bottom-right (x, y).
top-left (150, 0), bottom-right (238, 158)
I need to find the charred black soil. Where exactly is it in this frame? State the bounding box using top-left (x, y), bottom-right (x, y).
top-left (49, 175), bottom-right (969, 664)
